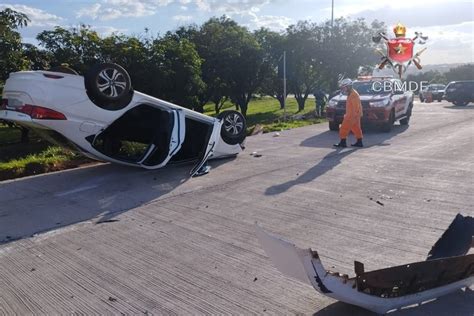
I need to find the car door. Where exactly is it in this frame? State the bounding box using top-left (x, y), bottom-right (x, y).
top-left (89, 104), bottom-right (185, 168)
top-left (189, 119), bottom-right (220, 177)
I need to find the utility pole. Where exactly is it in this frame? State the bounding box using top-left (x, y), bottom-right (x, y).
top-left (331, 0), bottom-right (334, 29)
top-left (283, 50), bottom-right (287, 119)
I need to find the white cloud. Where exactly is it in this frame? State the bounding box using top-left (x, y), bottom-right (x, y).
top-left (93, 25), bottom-right (128, 36)
top-left (247, 13), bottom-right (293, 31)
top-left (194, 0), bottom-right (271, 14)
top-left (0, 4), bottom-right (64, 27)
top-left (77, 0), bottom-right (275, 20)
top-left (413, 21), bottom-right (474, 64)
top-left (172, 15), bottom-right (193, 22)
top-left (77, 0), bottom-right (173, 20)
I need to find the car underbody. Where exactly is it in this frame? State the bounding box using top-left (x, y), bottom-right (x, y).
top-left (256, 214), bottom-right (474, 314)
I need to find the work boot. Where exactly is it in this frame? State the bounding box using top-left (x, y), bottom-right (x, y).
top-left (351, 139), bottom-right (363, 147)
top-left (333, 139), bottom-right (347, 148)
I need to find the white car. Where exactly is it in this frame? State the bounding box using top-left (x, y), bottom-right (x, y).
top-left (0, 63), bottom-right (246, 176)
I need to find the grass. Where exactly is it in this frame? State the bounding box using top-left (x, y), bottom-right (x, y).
top-left (204, 96), bottom-right (326, 133)
top-left (0, 123), bottom-right (90, 180)
top-left (0, 146), bottom-right (87, 181)
top-left (0, 96), bottom-right (325, 180)
top-left (0, 123), bottom-right (22, 144)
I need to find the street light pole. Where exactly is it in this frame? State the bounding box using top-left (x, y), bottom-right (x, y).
top-left (283, 50), bottom-right (287, 119)
top-left (331, 0), bottom-right (334, 28)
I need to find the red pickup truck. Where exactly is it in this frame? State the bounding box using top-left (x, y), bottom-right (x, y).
top-left (326, 78), bottom-right (414, 132)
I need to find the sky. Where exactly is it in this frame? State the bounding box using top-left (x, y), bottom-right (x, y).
top-left (1, 0), bottom-right (473, 65)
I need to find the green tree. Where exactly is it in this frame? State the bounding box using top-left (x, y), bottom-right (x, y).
top-left (285, 21), bottom-right (320, 112)
top-left (407, 70), bottom-right (447, 93)
top-left (191, 17), bottom-right (239, 114)
top-left (254, 28), bottom-right (288, 109)
top-left (317, 18), bottom-right (385, 91)
top-left (147, 36), bottom-right (205, 109)
top-left (36, 25), bottom-right (102, 74)
top-left (227, 30), bottom-right (264, 118)
top-left (23, 43), bottom-right (52, 70)
top-left (100, 34), bottom-right (151, 94)
top-left (445, 64), bottom-right (474, 82)
top-left (0, 8), bottom-right (30, 82)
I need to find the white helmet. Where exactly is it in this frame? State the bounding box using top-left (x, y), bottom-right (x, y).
top-left (339, 78), bottom-right (353, 88)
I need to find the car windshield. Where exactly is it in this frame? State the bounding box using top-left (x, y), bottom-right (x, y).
top-left (353, 81), bottom-right (390, 95)
top-left (452, 81), bottom-right (474, 89)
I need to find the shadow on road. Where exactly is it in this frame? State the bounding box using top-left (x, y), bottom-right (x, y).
top-left (444, 105), bottom-right (474, 110)
top-left (313, 287), bottom-right (474, 316)
top-left (265, 125), bottom-right (409, 196)
top-left (0, 162), bottom-right (195, 244)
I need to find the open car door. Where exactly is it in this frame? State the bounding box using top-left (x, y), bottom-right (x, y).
top-left (90, 104), bottom-right (185, 168)
top-left (189, 120), bottom-right (220, 177)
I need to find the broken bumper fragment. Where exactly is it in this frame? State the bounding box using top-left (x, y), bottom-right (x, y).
top-left (256, 214), bottom-right (474, 314)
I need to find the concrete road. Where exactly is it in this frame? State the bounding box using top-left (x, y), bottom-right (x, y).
top-left (0, 101), bottom-right (473, 315)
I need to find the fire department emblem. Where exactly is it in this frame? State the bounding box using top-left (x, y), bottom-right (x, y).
top-left (373, 23), bottom-right (428, 78)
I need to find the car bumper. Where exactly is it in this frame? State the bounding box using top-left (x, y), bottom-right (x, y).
top-left (0, 109), bottom-right (34, 124)
top-left (326, 108), bottom-right (390, 125)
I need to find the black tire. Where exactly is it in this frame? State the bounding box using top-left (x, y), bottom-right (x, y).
top-left (85, 63), bottom-right (133, 110)
top-left (437, 98), bottom-right (442, 102)
top-left (453, 100), bottom-right (469, 106)
top-left (420, 96), bottom-right (424, 103)
top-left (329, 121), bottom-right (339, 131)
top-left (217, 110), bottom-right (247, 145)
top-left (400, 104), bottom-right (413, 126)
top-left (381, 110), bottom-right (394, 132)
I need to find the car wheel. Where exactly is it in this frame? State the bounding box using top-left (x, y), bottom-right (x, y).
top-left (453, 100), bottom-right (469, 106)
top-left (437, 98), bottom-right (442, 102)
top-left (218, 110), bottom-right (247, 145)
top-left (381, 110), bottom-right (394, 132)
top-left (85, 63), bottom-right (133, 110)
top-left (400, 105), bottom-right (412, 126)
top-left (329, 122), bottom-right (339, 131)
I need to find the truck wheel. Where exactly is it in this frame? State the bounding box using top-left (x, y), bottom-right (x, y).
top-left (85, 63), bottom-right (133, 110)
top-left (218, 110), bottom-right (247, 145)
top-left (400, 104), bottom-right (413, 126)
top-left (381, 111), bottom-right (394, 132)
top-left (329, 122), bottom-right (339, 131)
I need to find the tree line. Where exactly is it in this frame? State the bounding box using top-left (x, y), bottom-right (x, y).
top-left (406, 64), bottom-right (474, 92)
top-left (1, 8), bottom-right (386, 116)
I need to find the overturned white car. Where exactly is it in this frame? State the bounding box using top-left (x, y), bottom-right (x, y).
top-left (257, 214), bottom-right (474, 314)
top-left (0, 63), bottom-right (246, 176)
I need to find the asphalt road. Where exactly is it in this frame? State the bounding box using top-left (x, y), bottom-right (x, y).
top-left (0, 100), bottom-right (473, 315)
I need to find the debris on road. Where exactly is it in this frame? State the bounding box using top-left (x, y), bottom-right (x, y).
top-left (256, 213), bottom-right (474, 314)
top-left (96, 219), bottom-right (120, 225)
top-left (251, 152), bottom-right (263, 158)
top-left (250, 124), bottom-right (264, 135)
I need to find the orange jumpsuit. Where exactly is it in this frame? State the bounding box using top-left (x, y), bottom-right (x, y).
top-left (339, 89), bottom-right (363, 140)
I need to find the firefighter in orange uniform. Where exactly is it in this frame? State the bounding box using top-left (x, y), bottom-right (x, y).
top-left (334, 79), bottom-right (364, 148)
